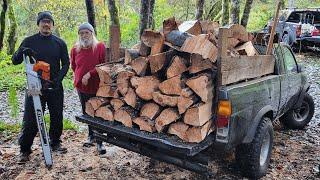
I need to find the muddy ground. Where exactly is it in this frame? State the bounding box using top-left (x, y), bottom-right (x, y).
top-left (0, 53), bottom-right (319, 179)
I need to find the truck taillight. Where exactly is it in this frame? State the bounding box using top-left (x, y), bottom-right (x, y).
top-left (296, 25), bottom-right (302, 37)
top-left (217, 100), bottom-right (231, 128)
top-left (311, 28), bottom-right (320, 36)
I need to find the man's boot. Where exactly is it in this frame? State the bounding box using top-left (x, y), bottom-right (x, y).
top-left (17, 151), bottom-right (32, 164)
top-left (51, 143), bottom-right (67, 154)
top-left (97, 142), bottom-right (106, 155)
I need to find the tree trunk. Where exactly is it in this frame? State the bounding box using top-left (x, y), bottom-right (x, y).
top-left (240, 0), bottom-right (253, 27)
top-left (139, 0), bottom-right (149, 37)
top-left (147, 0), bottom-right (155, 29)
top-left (85, 0), bottom-right (97, 34)
top-left (6, 0), bottom-right (16, 55)
top-left (107, 0), bottom-right (120, 26)
top-left (0, 0), bottom-right (8, 51)
top-left (221, 0), bottom-right (229, 26)
top-left (195, 0), bottom-right (205, 20)
top-left (205, 0), bottom-right (222, 20)
top-left (230, 0), bottom-right (240, 24)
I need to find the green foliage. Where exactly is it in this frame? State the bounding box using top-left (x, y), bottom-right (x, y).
top-left (8, 86), bottom-right (18, 118)
top-left (44, 114), bottom-right (79, 131)
top-left (0, 121), bottom-right (21, 133)
top-left (246, 3), bottom-right (273, 31)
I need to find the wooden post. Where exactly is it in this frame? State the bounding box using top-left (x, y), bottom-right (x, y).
top-left (109, 25), bottom-right (121, 62)
top-left (266, 0), bottom-right (281, 55)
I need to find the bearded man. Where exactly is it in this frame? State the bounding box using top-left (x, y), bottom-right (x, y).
top-left (70, 22), bottom-right (106, 154)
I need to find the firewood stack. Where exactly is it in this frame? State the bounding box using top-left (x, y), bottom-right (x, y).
top-left (85, 17), bottom-right (257, 143)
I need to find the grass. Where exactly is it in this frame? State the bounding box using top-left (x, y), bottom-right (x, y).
top-left (0, 121), bottom-right (21, 133)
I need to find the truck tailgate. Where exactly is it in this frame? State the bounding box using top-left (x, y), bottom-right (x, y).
top-left (76, 115), bottom-right (215, 156)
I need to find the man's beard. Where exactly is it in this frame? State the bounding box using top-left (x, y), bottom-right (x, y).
top-left (80, 37), bottom-right (93, 48)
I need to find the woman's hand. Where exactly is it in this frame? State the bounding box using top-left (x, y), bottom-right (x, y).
top-left (82, 72), bottom-right (91, 86)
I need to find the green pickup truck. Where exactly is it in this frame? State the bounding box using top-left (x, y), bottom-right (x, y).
top-left (76, 43), bottom-right (314, 179)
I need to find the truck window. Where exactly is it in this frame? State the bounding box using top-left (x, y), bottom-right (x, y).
top-left (283, 47), bottom-right (297, 73)
top-left (273, 45), bottom-right (286, 74)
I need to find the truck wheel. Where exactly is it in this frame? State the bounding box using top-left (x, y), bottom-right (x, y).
top-left (282, 93), bottom-right (314, 129)
top-left (235, 117), bottom-right (274, 179)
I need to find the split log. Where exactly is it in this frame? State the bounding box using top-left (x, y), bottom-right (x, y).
top-left (114, 107), bottom-right (137, 128)
top-left (141, 30), bottom-right (165, 55)
top-left (165, 30), bottom-right (193, 47)
top-left (133, 116), bottom-right (156, 133)
top-left (124, 49), bottom-right (140, 64)
top-left (229, 24), bottom-right (249, 42)
top-left (116, 70), bottom-right (135, 96)
top-left (234, 41), bottom-right (258, 56)
top-left (163, 17), bottom-right (178, 37)
top-left (166, 56), bottom-right (188, 78)
top-left (177, 95), bottom-right (199, 114)
top-left (110, 98), bottom-right (124, 111)
top-left (123, 88), bottom-right (137, 108)
top-left (180, 34), bottom-right (218, 63)
top-left (178, 20), bottom-right (202, 35)
top-left (155, 108), bottom-right (180, 132)
top-left (85, 101), bottom-right (95, 117)
top-left (148, 52), bottom-right (166, 74)
top-left (130, 76), bottom-right (160, 100)
top-left (96, 65), bottom-right (113, 85)
top-left (227, 38), bottom-right (240, 49)
top-left (168, 122), bottom-right (189, 141)
top-left (200, 20), bottom-right (219, 35)
top-left (159, 75), bottom-right (183, 95)
top-left (189, 54), bottom-right (215, 74)
top-left (139, 42), bottom-right (151, 57)
top-left (140, 102), bottom-right (161, 120)
top-left (96, 85), bottom-right (119, 98)
top-left (152, 91), bottom-right (179, 107)
top-left (183, 102), bottom-right (212, 126)
top-left (95, 106), bottom-right (114, 121)
top-left (130, 56), bottom-right (148, 76)
top-left (186, 74), bottom-right (214, 102)
top-left (87, 97), bottom-right (109, 111)
top-left (185, 120), bottom-right (212, 143)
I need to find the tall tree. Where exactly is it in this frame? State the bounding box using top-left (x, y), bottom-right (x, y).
top-left (6, 0), bottom-right (16, 54)
top-left (85, 0), bottom-right (97, 34)
top-left (240, 0), bottom-right (253, 27)
top-left (0, 0), bottom-right (8, 51)
top-left (107, 0), bottom-right (119, 26)
top-left (221, 0), bottom-right (229, 25)
top-left (139, 0), bottom-right (155, 37)
top-left (205, 0), bottom-right (222, 21)
top-left (230, 0), bottom-right (240, 24)
top-left (195, 0), bottom-right (205, 20)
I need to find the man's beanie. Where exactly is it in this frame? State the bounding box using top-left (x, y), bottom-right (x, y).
top-left (37, 11), bottom-right (54, 25)
top-left (78, 22), bottom-right (95, 33)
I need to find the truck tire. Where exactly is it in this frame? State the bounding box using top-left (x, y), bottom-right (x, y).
top-left (282, 93), bottom-right (314, 129)
top-left (235, 117), bottom-right (274, 179)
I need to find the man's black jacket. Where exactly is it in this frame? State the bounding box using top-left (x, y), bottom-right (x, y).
top-left (12, 33), bottom-right (70, 87)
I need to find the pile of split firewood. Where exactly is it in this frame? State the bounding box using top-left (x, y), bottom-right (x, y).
top-left (85, 17), bottom-right (258, 143)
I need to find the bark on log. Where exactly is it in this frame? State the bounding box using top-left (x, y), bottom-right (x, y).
top-left (140, 102), bottom-right (161, 120)
top-left (152, 91), bottom-right (179, 107)
top-left (139, 41), bottom-right (151, 57)
top-left (185, 120), bottom-right (212, 143)
top-left (141, 30), bottom-right (164, 55)
top-left (168, 122), bottom-right (189, 141)
top-left (189, 54), bottom-right (215, 74)
top-left (163, 17), bottom-right (178, 37)
top-left (159, 75), bottom-right (183, 95)
top-left (186, 74), bottom-right (213, 102)
top-left (155, 108), bottom-right (179, 132)
top-left (95, 106), bottom-right (114, 121)
top-left (178, 20), bottom-right (202, 35)
top-left (183, 102), bottom-right (213, 126)
top-left (133, 116), bottom-right (156, 133)
top-left (166, 56), bottom-right (188, 78)
top-left (130, 76), bottom-right (160, 100)
top-left (130, 56), bottom-right (148, 76)
top-left (165, 30), bottom-right (193, 47)
top-left (180, 34), bottom-right (218, 63)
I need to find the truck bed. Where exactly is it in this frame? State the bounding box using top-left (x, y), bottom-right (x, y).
top-left (76, 114), bottom-right (215, 156)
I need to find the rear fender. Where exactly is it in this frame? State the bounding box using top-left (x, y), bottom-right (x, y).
top-left (242, 105), bottom-right (274, 143)
top-left (293, 82), bottom-right (310, 109)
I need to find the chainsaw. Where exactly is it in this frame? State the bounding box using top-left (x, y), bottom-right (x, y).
top-left (23, 54), bottom-right (53, 168)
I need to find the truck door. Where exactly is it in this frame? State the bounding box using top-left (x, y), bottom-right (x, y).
top-left (273, 45), bottom-right (290, 114)
top-left (281, 45), bottom-right (302, 110)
